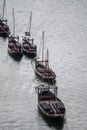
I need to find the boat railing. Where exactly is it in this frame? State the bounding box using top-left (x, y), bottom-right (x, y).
top-left (35, 84), bottom-right (58, 97)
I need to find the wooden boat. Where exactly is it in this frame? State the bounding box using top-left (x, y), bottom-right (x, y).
top-left (0, 0), bottom-right (10, 37)
top-left (8, 36), bottom-right (23, 57)
top-left (8, 8), bottom-right (23, 58)
top-left (22, 12), bottom-right (37, 57)
top-left (36, 84), bottom-right (65, 119)
top-left (35, 31), bottom-right (56, 83)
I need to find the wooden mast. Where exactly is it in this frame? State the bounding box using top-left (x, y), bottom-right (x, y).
top-left (29, 11), bottom-right (32, 36)
top-left (12, 8), bottom-right (15, 37)
top-left (46, 49), bottom-right (49, 67)
top-left (47, 49), bottom-right (50, 82)
top-left (42, 31), bottom-right (44, 65)
top-left (2, 0), bottom-right (6, 20)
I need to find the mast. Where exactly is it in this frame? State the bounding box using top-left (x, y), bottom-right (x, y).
top-left (2, 0), bottom-right (6, 20)
top-left (54, 86), bottom-right (58, 96)
top-left (12, 8), bottom-right (15, 37)
top-left (47, 49), bottom-right (50, 83)
top-left (29, 11), bottom-right (32, 36)
top-left (42, 31), bottom-right (44, 65)
top-left (46, 49), bottom-right (49, 67)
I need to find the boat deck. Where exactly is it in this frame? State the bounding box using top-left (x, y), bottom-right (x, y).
top-left (39, 100), bottom-right (65, 115)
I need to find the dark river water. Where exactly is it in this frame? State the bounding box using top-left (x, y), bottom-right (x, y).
top-left (0, 0), bottom-right (87, 130)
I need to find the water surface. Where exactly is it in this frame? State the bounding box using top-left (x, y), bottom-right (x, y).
top-left (0, 0), bottom-right (87, 130)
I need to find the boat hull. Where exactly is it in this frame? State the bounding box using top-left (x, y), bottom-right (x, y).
top-left (0, 31), bottom-right (9, 38)
top-left (35, 69), bottom-right (56, 84)
top-left (8, 49), bottom-right (23, 60)
top-left (23, 49), bottom-right (37, 58)
top-left (22, 41), bottom-right (37, 58)
top-left (38, 104), bottom-right (65, 120)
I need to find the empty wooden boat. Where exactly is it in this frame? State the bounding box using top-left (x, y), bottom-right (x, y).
top-left (0, 0), bottom-right (10, 37)
top-left (8, 35), bottom-right (23, 57)
top-left (35, 31), bottom-right (56, 83)
top-left (8, 8), bottom-right (23, 58)
top-left (22, 12), bottom-right (37, 58)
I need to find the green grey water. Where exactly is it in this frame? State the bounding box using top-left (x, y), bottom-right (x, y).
top-left (0, 0), bottom-right (87, 130)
